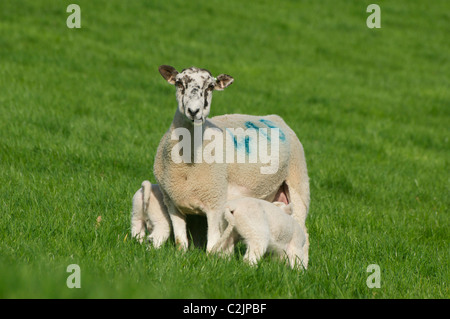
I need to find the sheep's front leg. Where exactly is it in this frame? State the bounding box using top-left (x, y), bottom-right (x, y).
top-left (164, 199), bottom-right (188, 251)
top-left (205, 210), bottom-right (225, 253)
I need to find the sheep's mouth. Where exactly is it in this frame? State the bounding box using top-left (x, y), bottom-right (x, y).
top-left (192, 119), bottom-right (204, 126)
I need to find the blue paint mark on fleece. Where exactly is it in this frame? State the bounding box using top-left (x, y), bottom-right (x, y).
top-left (244, 136), bottom-right (250, 154)
top-left (226, 128), bottom-right (251, 154)
top-left (226, 128), bottom-right (239, 149)
top-left (259, 119), bottom-right (286, 141)
top-left (245, 121), bottom-right (269, 141)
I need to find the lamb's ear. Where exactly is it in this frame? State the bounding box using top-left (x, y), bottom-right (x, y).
top-left (272, 201), bottom-right (286, 208)
top-left (283, 203), bottom-right (293, 215)
top-left (215, 74), bottom-right (234, 91)
top-left (159, 65), bottom-right (178, 84)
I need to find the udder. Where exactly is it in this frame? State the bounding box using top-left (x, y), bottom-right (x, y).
top-left (272, 182), bottom-right (289, 205)
top-left (227, 181), bottom-right (289, 205)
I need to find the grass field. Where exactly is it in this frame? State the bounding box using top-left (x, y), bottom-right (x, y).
top-left (0, 0), bottom-right (448, 298)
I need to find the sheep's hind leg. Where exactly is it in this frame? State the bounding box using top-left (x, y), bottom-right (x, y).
top-left (285, 184), bottom-right (309, 268)
top-left (284, 139), bottom-right (310, 268)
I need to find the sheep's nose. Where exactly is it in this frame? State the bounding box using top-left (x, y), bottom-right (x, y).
top-left (188, 108), bottom-right (199, 117)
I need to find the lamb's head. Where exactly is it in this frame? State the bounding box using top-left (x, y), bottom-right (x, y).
top-left (159, 65), bottom-right (234, 124)
top-left (273, 202), bottom-right (293, 215)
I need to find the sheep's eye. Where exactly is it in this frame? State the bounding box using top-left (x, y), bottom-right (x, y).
top-left (207, 84), bottom-right (215, 91)
top-left (175, 81), bottom-right (184, 89)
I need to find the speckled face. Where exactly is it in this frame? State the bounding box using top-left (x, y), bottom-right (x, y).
top-left (159, 65), bottom-right (234, 125)
top-left (174, 67), bottom-right (216, 124)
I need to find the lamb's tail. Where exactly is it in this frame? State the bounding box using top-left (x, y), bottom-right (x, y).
top-left (141, 180), bottom-right (152, 212)
top-left (211, 207), bottom-right (235, 253)
top-left (131, 180), bottom-right (152, 242)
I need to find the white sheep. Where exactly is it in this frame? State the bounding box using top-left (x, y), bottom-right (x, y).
top-left (130, 181), bottom-right (171, 248)
top-left (212, 198), bottom-right (307, 270)
top-left (154, 65), bottom-right (310, 267)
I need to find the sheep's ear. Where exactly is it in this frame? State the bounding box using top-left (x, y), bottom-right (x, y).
top-left (159, 65), bottom-right (178, 84)
top-left (215, 74), bottom-right (234, 91)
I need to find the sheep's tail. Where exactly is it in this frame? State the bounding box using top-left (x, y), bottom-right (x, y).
top-left (211, 208), bottom-right (235, 253)
top-left (141, 180), bottom-right (152, 212)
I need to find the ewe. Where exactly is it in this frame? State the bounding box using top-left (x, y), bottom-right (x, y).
top-left (154, 65), bottom-right (310, 266)
top-left (212, 198), bottom-right (307, 270)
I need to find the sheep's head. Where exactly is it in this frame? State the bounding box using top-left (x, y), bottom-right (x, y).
top-left (159, 65), bottom-right (234, 125)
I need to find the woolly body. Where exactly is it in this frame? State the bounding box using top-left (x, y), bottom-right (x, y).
top-left (213, 197), bottom-right (307, 270)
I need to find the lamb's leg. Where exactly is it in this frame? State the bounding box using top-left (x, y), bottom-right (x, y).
top-left (286, 245), bottom-right (306, 270)
top-left (222, 232), bottom-right (236, 256)
top-left (148, 224), bottom-right (171, 248)
top-left (131, 218), bottom-right (146, 244)
top-left (243, 239), bottom-right (267, 266)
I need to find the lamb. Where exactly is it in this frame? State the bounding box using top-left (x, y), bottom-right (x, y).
top-left (130, 181), bottom-right (171, 248)
top-left (154, 65), bottom-right (310, 267)
top-left (211, 198), bottom-right (307, 270)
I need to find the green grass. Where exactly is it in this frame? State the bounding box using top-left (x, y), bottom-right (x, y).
top-left (0, 0), bottom-right (448, 298)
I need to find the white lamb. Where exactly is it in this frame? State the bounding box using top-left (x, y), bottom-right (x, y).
top-left (212, 198), bottom-right (307, 270)
top-left (154, 65), bottom-right (310, 267)
top-left (130, 181), bottom-right (171, 248)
